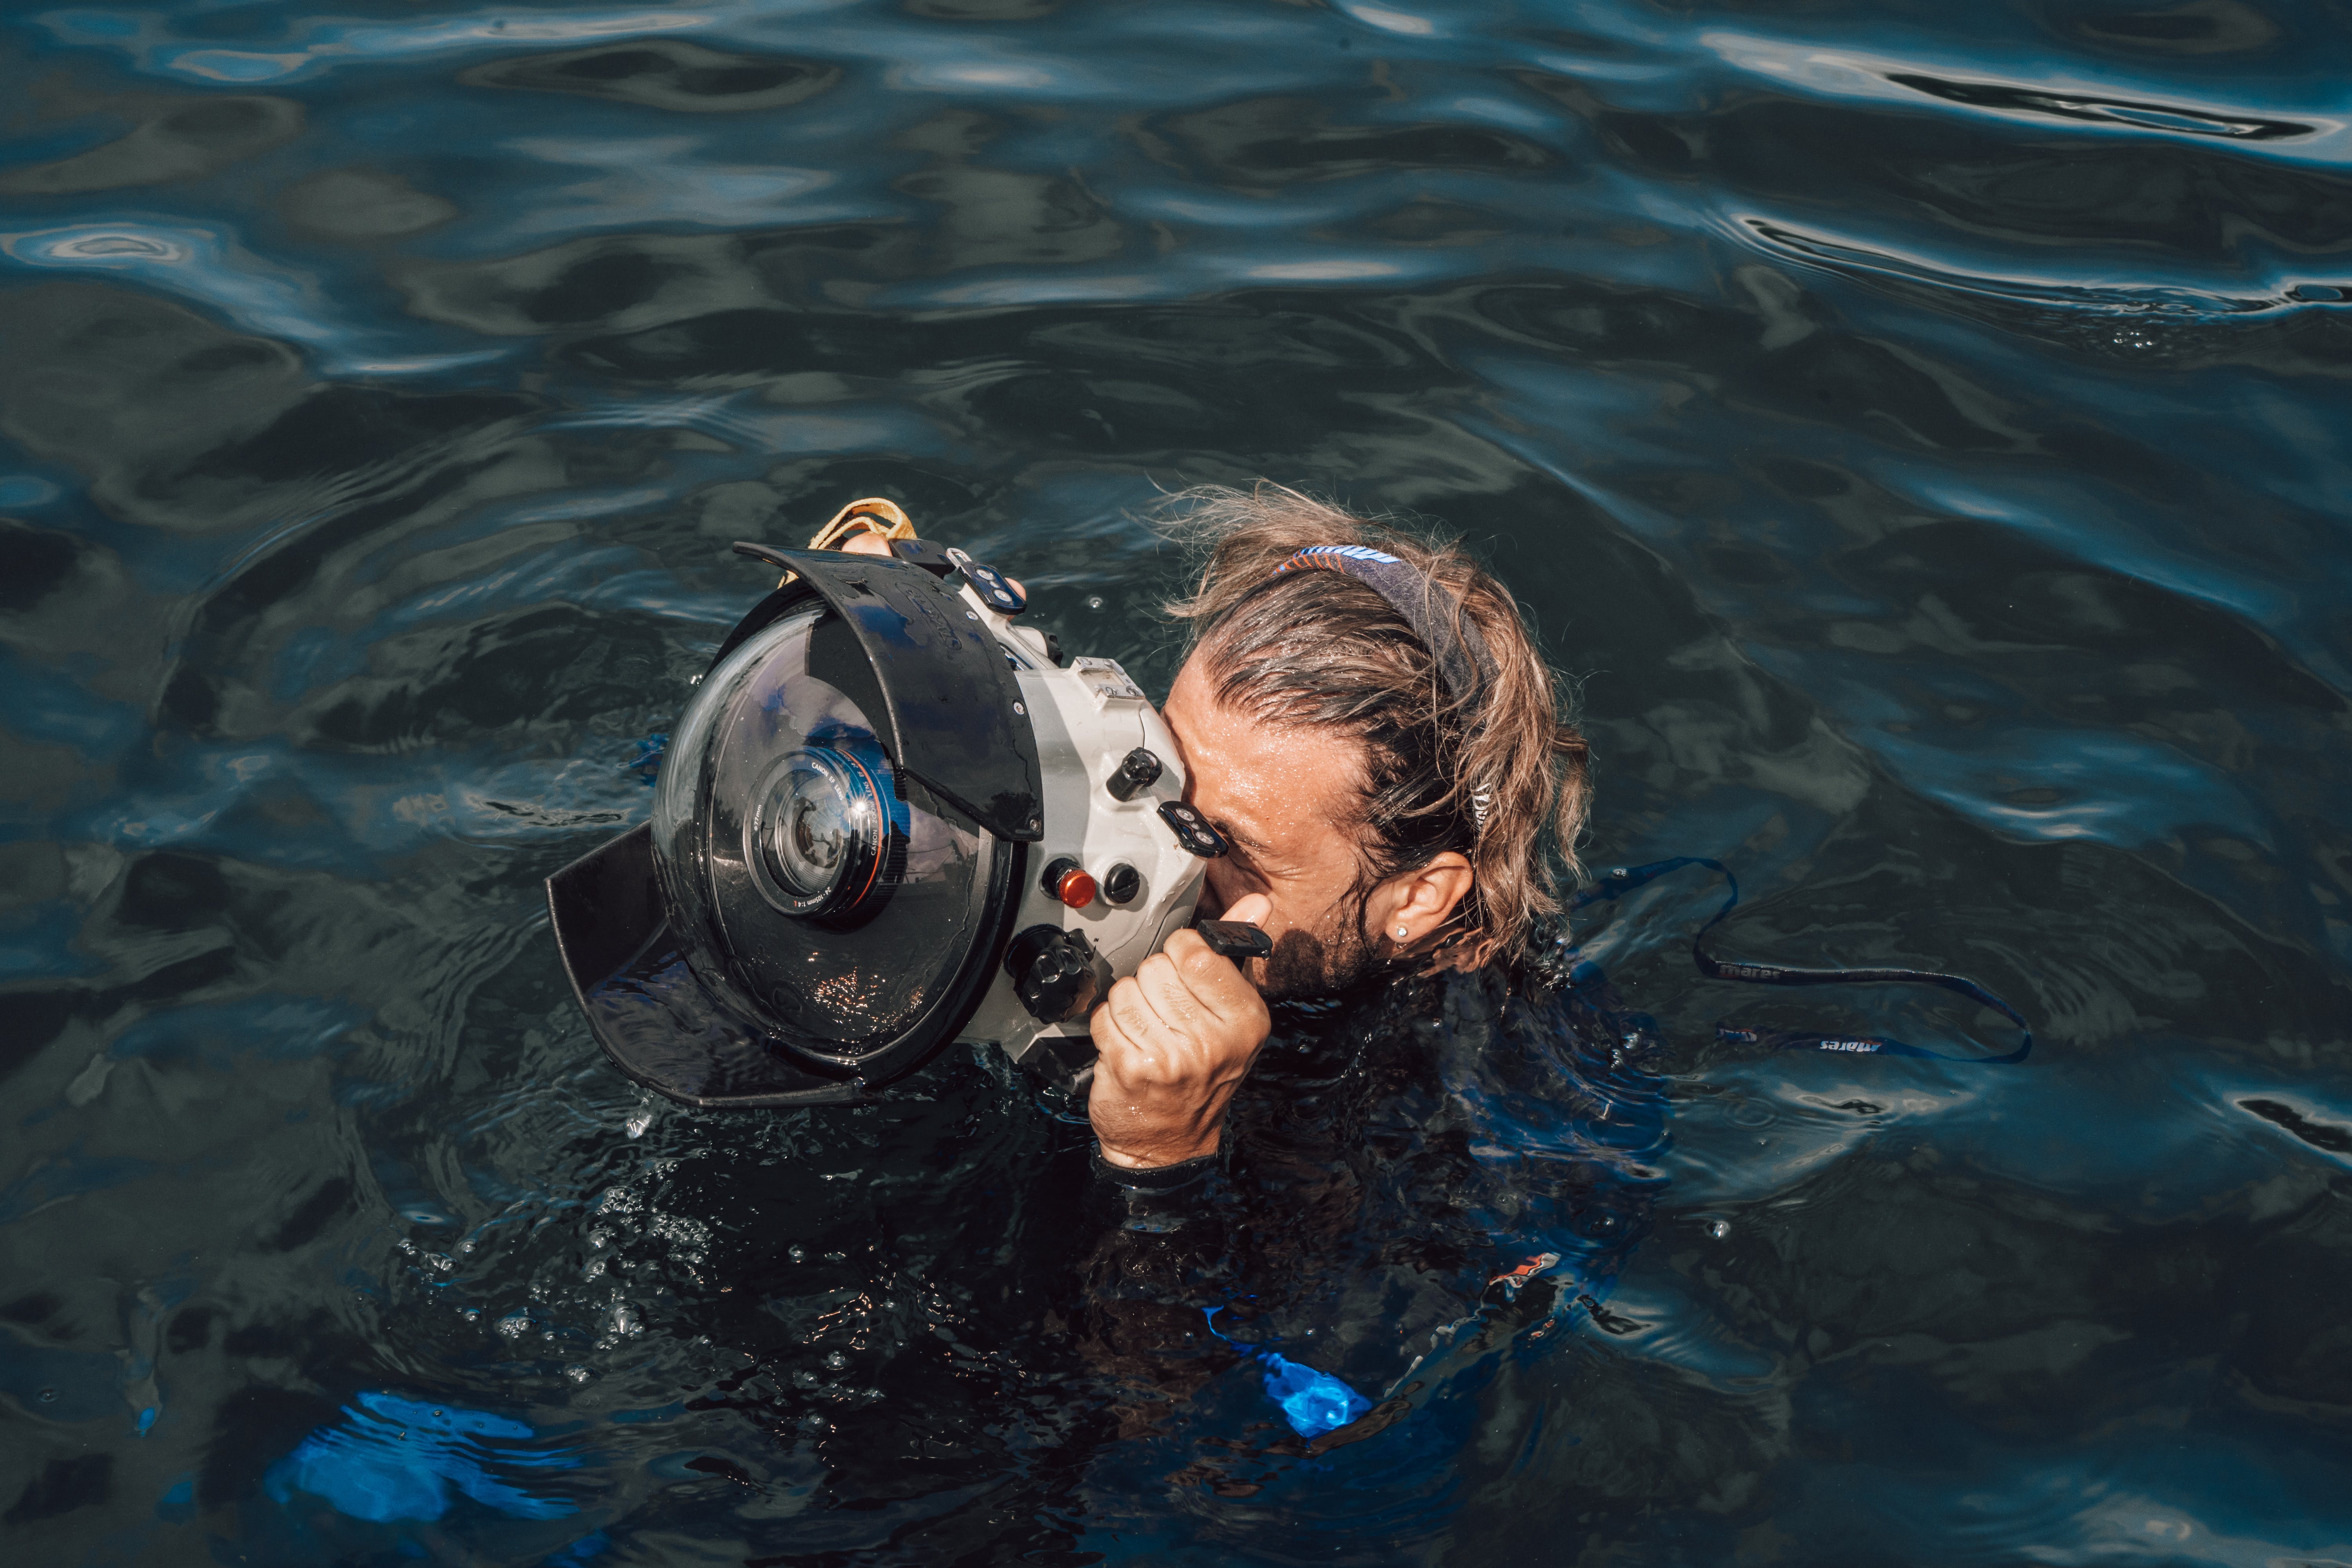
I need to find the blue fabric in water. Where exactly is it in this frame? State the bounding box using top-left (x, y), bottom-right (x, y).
top-left (1207, 1308), bottom-right (1371, 1439)
top-left (1258, 1350), bottom-right (1372, 1440)
top-left (265, 1391), bottom-right (577, 1523)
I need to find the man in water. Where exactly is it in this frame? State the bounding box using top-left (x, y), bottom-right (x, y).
top-left (831, 484), bottom-right (1653, 1459)
top-left (844, 481), bottom-right (1590, 1176)
top-left (1075, 485), bottom-right (1590, 1182)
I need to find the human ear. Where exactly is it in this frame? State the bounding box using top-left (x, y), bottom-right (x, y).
top-left (1372, 852), bottom-right (1474, 947)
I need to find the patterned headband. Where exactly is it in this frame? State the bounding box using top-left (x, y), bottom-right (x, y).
top-left (1271, 544), bottom-right (1499, 704)
top-left (1271, 543), bottom-right (1500, 834)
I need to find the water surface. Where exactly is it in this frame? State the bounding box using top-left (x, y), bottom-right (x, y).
top-left (5, 0), bottom-right (2352, 1562)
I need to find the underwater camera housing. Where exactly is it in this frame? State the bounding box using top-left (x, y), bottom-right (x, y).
top-left (544, 539), bottom-right (1253, 1107)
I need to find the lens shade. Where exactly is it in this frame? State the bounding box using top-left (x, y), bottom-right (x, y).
top-left (545, 824), bottom-right (861, 1107)
top-left (708, 550), bottom-right (1043, 844)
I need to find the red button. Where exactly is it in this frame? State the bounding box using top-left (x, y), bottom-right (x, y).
top-left (1053, 867), bottom-right (1097, 908)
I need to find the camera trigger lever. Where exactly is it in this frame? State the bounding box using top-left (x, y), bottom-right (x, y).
top-left (1196, 921), bottom-right (1274, 962)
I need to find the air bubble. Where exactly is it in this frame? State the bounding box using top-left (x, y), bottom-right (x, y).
top-left (611, 1303), bottom-right (642, 1337)
top-left (564, 1365), bottom-right (592, 1385)
top-left (496, 1313), bottom-right (530, 1339)
top-left (1085, 595), bottom-right (1104, 610)
top-left (1705, 1218), bottom-right (1731, 1240)
top-left (824, 1350), bottom-right (848, 1370)
top-left (788, 1245), bottom-right (805, 1262)
top-left (624, 1110), bottom-right (653, 1138)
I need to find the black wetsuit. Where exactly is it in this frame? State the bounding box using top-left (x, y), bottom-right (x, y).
top-left (1071, 956), bottom-right (1670, 1451)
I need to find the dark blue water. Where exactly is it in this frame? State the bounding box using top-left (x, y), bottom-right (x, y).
top-left (6, 0), bottom-right (2352, 1561)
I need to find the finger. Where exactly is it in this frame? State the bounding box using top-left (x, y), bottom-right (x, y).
top-left (1163, 929), bottom-right (1270, 1027)
top-left (1089, 982), bottom-right (1161, 1089)
top-left (1102, 975), bottom-right (1177, 1077)
top-left (1088, 989), bottom-right (1134, 1058)
top-left (1223, 892), bottom-right (1274, 928)
top-left (1132, 951), bottom-right (1210, 1044)
top-left (839, 531), bottom-right (893, 557)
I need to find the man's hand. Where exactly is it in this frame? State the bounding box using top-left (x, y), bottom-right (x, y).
top-left (1088, 893), bottom-right (1274, 1169)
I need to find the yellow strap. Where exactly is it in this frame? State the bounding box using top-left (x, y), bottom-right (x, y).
top-left (780, 497), bottom-right (917, 585)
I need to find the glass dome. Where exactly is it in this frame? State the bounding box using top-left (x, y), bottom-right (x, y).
top-left (648, 605), bottom-right (1016, 1076)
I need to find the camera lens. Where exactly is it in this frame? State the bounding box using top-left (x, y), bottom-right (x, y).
top-left (751, 747), bottom-right (883, 916)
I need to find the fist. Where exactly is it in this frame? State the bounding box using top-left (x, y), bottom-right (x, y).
top-left (1087, 893), bottom-right (1274, 1169)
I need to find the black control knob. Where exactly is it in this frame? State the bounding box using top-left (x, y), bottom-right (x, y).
top-left (1106, 747), bottom-right (1163, 802)
top-left (1006, 925), bottom-right (1100, 1024)
top-left (1101, 863), bottom-right (1140, 905)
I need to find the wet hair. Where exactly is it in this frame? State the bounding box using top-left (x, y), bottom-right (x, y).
top-left (1159, 482), bottom-right (1590, 968)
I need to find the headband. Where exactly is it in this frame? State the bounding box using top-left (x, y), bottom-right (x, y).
top-left (1271, 543), bottom-right (1499, 836)
top-left (1272, 544), bottom-right (1499, 703)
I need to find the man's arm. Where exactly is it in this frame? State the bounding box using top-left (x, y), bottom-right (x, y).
top-left (1087, 893), bottom-right (1274, 1168)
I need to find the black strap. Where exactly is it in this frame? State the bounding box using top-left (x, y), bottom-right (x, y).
top-left (1571, 858), bottom-right (2032, 1064)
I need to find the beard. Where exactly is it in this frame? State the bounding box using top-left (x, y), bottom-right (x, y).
top-left (1255, 906), bottom-right (1387, 1000)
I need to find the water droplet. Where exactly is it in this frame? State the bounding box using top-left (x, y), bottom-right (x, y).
top-left (564, 1365), bottom-right (592, 1385)
top-left (496, 1313), bottom-right (530, 1339)
top-left (611, 1303), bottom-right (642, 1336)
top-left (1705, 1218), bottom-right (1731, 1240)
top-left (624, 1110), bottom-right (653, 1138)
top-left (824, 1350), bottom-right (848, 1370)
top-left (788, 1245), bottom-right (805, 1262)
top-left (38, 1388), bottom-right (57, 1403)
top-left (1085, 595), bottom-right (1104, 610)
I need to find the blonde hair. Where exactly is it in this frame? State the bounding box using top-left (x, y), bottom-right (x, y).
top-left (1158, 483), bottom-right (1590, 968)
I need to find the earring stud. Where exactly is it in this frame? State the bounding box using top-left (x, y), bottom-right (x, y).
top-left (1395, 925), bottom-right (1408, 938)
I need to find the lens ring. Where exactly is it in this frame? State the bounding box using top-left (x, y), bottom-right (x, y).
top-left (745, 747), bottom-right (883, 918)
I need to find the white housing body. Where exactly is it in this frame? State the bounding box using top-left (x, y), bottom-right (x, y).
top-left (948, 582), bottom-right (1206, 1071)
